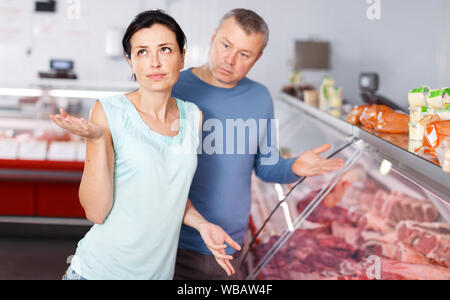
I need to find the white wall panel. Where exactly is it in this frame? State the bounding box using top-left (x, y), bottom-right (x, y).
top-left (0, 0), bottom-right (447, 108)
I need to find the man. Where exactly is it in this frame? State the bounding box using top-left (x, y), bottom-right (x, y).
top-left (172, 8), bottom-right (344, 280)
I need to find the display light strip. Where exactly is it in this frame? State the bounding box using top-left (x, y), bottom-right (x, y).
top-left (0, 88), bottom-right (43, 97)
top-left (48, 90), bottom-right (123, 99)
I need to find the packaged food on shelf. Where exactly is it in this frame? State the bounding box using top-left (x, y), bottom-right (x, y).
top-left (282, 84), bottom-right (318, 107)
top-left (435, 109), bottom-right (450, 121)
top-left (303, 89), bottom-right (319, 107)
top-left (436, 139), bottom-right (450, 172)
top-left (408, 139), bottom-right (423, 153)
top-left (446, 89), bottom-right (450, 108)
top-left (359, 105), bottom-right (380, 128)
top-left (434, 120), bottom-right (450, 136)
top-left (375, 110), bottom-right (409, 134)
top-left (409, 107), bottom-right (434, 124)
top-left (408, 86), bottom-right (429, 108)
top-left (346, 105), bottom-right (369, 125)
top-left (319, 76), bottom-right (343, 116)
top-left (427, 89), bottom-right (450, 110)
top-left (346, 104), bottom-right (408, 133)
top-left (409, 122), bottom-right (425, 141)
top-left (416, 117), bottom-right (450, 157)
top-left (409, 107), bottom-right (450, 142)
top-left (319, 76), bottom-right (335, 111)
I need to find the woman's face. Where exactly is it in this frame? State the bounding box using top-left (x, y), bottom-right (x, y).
top-left (126, 24), bottom-right (185, 93)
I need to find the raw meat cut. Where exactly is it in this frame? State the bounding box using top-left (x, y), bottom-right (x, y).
top-left (396, 221), bottom-right (450, 267)
top-left (255, 228), bottom-right (365, 280)
top-left (374, 258), bottom-right (450, 280)
top-left (296, 190), bottom-right (361, 225)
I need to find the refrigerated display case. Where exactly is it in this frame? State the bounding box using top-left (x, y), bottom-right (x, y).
top-left (0, 84), bottom-right (134, 224)
top-left (241, 93), bottom-right (450, 280)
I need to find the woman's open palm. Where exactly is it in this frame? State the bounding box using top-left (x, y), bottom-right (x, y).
top-left (49, 108), bottom-right (103, 140)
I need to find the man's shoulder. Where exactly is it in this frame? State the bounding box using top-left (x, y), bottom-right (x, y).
top-left (241, 77), bottom-right (273, 110)
top-left (173, 69), bottom-right (197, 99)
top-left (175, 69), bottom-right (194, 85)
top-left (242, 77), bottom-right (270, 94)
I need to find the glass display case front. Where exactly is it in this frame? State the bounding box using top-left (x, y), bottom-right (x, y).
top-left (242, 98), bottom-right (450, 280)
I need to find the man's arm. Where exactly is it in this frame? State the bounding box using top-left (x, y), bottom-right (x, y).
top-left (253, 96), bottom-right (301, 184)
top-left (254, 95), bottom-right (344, 183)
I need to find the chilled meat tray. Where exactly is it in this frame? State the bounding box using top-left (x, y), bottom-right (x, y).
top-left (242, 94), bottom-right (450, 280)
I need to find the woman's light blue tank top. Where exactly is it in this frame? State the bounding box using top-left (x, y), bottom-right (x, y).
top-left (70, 94), bottom-right (201, 280)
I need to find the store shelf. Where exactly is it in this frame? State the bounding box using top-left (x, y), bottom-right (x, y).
top-left (279, 93), bottom-right (450, 204)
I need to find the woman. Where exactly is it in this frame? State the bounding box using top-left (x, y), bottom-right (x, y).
top-left (51, 10), bottom-right (240, 280)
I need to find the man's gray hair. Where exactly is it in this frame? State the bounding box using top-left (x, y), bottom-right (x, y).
top-left (218, 8), bottom-right (269, 51)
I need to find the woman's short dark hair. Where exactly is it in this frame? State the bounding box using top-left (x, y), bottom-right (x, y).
top-left (122, 10), bottom-right (187, 79)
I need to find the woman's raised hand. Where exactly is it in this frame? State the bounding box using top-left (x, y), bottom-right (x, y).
top-left (49, 108), bottom-right (104, 140)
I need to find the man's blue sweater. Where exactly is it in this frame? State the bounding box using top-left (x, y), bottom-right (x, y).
top-left (172, 68), bottom-right (300, 255)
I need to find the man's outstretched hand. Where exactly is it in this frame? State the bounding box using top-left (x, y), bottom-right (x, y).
top-left (292, 144), bottom-right (345, 177)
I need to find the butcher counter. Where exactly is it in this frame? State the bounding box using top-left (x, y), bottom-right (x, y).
top-left (241, 93), bottom-right (450, 280)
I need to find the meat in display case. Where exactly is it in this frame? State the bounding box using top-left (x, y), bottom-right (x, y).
top-left (241, 95), bottom-right (450, 280)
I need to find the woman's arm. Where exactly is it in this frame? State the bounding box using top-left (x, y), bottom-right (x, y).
top-left (50, 102), bottom-right (115, 224)
top-left (183, 199), bottom-right (241, 276)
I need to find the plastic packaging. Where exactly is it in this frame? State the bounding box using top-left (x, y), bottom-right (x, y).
top-left (303, 90), bottom-right (319, 107)
top-left (416, 116), bottom-right (450, 156)
top-left (427, 89), bottom-right (448, 109)
top-left (445, 88), bottom-right (450, 109)
top-left (436, 137), bottom-right (450, 173)
top-left (409, 107), bottom-right (434, 141)
top-left (408, 86), bottom-right (429, 107)
top-left (319, 76), bottom-right (335, 110)
top-left (409, 107), bottom-right (434, 123)
top-left (435, 109), bottom-right (450, 120)
top-left (434, 120), bottom-right (450, 136)
top-left (375, 110), bottom-right (409, 134)
top-left (319, 76), bottom-right (342, 115)
top-left (360, 104), bottom-right (393, 129)
top-left (346, 105), bottom-right (368, 125)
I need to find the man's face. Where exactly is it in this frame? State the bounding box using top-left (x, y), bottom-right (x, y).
top-left (207, 17), bottom-right (265, 88)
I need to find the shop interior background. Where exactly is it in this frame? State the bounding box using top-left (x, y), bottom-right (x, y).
top-left (0, 0), bottom-right (449, 281)
top-left (0, 0), bottom-right (449, 108)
